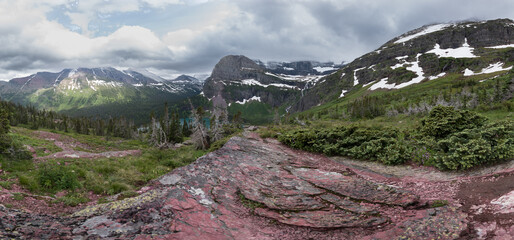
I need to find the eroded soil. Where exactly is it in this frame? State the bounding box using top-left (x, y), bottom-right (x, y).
top-left (0, 130), bottom-right (512, 239)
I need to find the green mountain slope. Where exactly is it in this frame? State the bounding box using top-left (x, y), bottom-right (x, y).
top-left (0, 68), bottom-right (202, 124)
top-left (283, 19), bottom-right (513, 122)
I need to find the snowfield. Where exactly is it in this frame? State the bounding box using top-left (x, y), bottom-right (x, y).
top-left (428, 72), bottom-right (446, 80)
top-left (486, 44), bottom-right (514, 49)
top-left (370, 54), bottom-right (425, 90)
top-left (238, 79), bottom-right (300, 90)
top-left (426, 38), bottom-right (477, 58)
top-left (463, 62), bottom-right (512, 76)
top-left (339, 90), bottom-right (348, 98)
top-left (313, 66), bottom-right (338, 73)
top-left (235, 96), bottom-right (261, 105)
top-left (353, 67), bottom-right (366, 86)
top-left (395, 24), bottom-right (451, 44)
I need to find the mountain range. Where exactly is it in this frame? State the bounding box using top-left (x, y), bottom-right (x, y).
top-left (0, 67), bottom-right (203, 123)
top-left (1, 18), bottom-right (514, 124)
top-left (200, 18), bottom-right (514, 123)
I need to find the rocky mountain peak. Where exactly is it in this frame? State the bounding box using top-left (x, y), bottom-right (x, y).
top-left (210, 55), bottom-right (264, 80)
top-left (171, 74), bottom-right (201, 84)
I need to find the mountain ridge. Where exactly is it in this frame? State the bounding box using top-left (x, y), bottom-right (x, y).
top-left (0, 67), bottom-right (202, 124)
top-left (291, 18), bottom-right (514, 112)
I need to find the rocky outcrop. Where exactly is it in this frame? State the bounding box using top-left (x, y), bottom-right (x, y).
top-left (203, 55), bottom-right (305, 107)
top-left (0, 131), bottom-right (482, 239)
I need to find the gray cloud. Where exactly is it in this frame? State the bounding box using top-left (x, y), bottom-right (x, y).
top-left (2, 0), bottom-right (514, 80)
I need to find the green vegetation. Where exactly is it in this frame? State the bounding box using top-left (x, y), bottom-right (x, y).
top-left (0, 181), bottom-right (13, 189)
top-left (2, 136), bottom-right (207, 195)
top-left (430, 200), bottom-right (449, 208)
top-left (228, 101), bottom-right (274, 125)
top-left (297, 69), bottom-right (513, 123)
top-left (0, 125), bottom-right (211, 206)
top-left (273, 106), bottom-right (513, 170)
top-left (238, 192), bottom-right (265, 210)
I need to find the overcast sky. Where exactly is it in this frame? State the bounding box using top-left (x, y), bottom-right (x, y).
top-left (1, 0), bottom-right (514, 80)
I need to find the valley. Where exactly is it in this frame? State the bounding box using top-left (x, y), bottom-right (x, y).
top-left (0, 17), bottom-right (513, 239)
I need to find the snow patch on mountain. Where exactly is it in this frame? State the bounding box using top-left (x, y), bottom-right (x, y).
top-left (353, 67), bottom-right (365, 86)
top-left (235, 96), bottom-right (261, 105)
top-left (428, 72), bottom-right (446, 80)
top-left (426, 38), bottom-right (477, 58)
top-left (67, 69), bottom-right (77, 78)
top-left (238, 79), bottom-right (300, 90)
top-left (313, 66), bottom-right (338, 73)
top-left (486, 44), bottom-right (514, 49)
top-left (339, 90), bottom-right (348, 98)
top-left (395, 24), bottom-right (451, 44)
top-left (463, 62), bottom-right (512, 76)
top-left (370, 54), bottom-right (426, 90)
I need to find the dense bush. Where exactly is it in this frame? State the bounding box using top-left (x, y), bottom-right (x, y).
top-left (279, 125), bottom-right (413, 165)
top-left (433, 120), bottom-right (514, 170)
top-left (278, 106), bottom-right (513, 170)
top-left (420, 105), bottom-right (487, 139)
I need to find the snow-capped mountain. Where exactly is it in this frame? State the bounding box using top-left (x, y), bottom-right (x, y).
top-left (0, 67), bottom-right (202, 121)
top-left (292, 18), bottom-right (514, 111)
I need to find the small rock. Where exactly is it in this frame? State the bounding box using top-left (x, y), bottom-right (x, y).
top-left (427, 209), bottom-right (437, 216)
top-left (247, 126), bottom-right (258, 131)
top-left (159, 174), bottom-right (182, 185)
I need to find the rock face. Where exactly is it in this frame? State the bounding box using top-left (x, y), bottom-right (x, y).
top-left (203, 55), bottom-right (305, 107)
top-left (293, 18), bottom-right (514, 112)
top-left (0, 131), bottom-right (477, 239)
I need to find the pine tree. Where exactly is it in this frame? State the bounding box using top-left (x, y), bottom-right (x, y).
top-left (189, 99), bottom-right (209, 149)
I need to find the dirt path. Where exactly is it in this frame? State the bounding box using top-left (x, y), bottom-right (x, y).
top-left (0, 130), bottom-right (512, 239)
top-left (0, 130), bottom-right (141, 216)
top-left (29, 130), bottom-right (141, 160)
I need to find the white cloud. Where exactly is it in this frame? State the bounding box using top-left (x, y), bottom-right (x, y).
top-left (142, 0), bottom-right (182, 8)
top-left (3, 0), bottom-right (514, 81)
top-left (0, 1), bottom-right (175, 80)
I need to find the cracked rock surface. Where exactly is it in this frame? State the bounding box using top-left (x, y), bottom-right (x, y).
top-left (1, 130), bottom-right (511, 239)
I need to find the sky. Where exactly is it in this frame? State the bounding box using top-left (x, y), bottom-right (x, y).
top-left (1, 0), bottom-right (514, 80)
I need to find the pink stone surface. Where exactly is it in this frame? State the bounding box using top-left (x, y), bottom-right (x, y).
top-left (1, 130), bottom-right (512, 239)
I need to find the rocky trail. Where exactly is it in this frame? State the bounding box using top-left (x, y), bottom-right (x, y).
top-left (1, 130), bottom-right (513, 239)
top-left (27, 130), bottom-right (141, 160)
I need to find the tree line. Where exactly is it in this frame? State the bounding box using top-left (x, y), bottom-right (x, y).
top-left (0, 96), bottom-right (241, 155)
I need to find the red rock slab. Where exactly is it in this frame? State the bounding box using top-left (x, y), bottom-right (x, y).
top-left (363, 206), bottom-right (468, 240)
top-left (237, 163), bottom-right (327, 211)
top-left (254, 207), bottom-right (388, 229)
top-left (291, 167), bottom-right (419, 207)
top-left (320, 193), bottom-right (379, 215)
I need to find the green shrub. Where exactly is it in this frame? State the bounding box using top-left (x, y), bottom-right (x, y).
top-left (18, 174), bottom-right (39, 192)
top-left (11, 192), bottom-right (25, 201)
top-left (0, 181), bottom-right (13, 190)
top-left (277, 110), bottom-right (513, 170)
top-left (430, 200), bottom-right (448, 208)
top-left (107, 181), bottom-right (130, 195)
top-left (38, 163), bottom-right (81, 191)
top-left (433, 120), bottom-right (514, 170)
top-left (420, 105), bottom-right (487, 139)
top-left (278, 125), bottom-right (413, 165)
top-left (117, 190), bottom-right (138, 200)
top-left (55, 192), bottom-right (89, 206)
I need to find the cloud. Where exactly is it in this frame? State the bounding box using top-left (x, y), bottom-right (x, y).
top-left (0, 1), bottom-right (174, 80)
top-left (3, 0), bottom-right (514, 80)
top-left (162, 0), bottom-right (514, 72)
